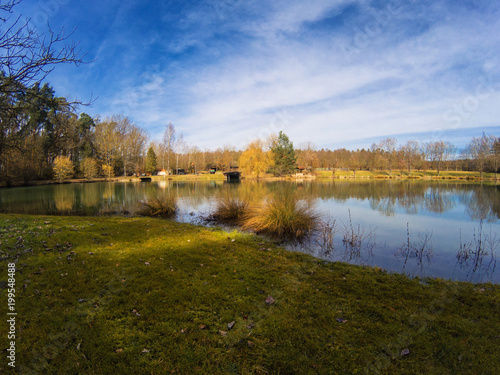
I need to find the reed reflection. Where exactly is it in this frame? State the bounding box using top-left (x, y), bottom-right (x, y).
top-left (454, 221), bottom-right (498, 283)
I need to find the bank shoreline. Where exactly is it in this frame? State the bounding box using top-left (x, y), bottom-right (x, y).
top-left (1, 169), bottom-right (498, 189)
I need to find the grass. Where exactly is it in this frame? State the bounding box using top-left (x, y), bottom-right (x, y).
top-left (138, 195), bottom-right (177, 217)
top-left (242, 192), bottom-right (319, 241)
top-left (0, 214), bottom-right (499, 374)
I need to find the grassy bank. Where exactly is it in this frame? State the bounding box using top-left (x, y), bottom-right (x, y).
top-left (2, 170), bottom-right (498, 188)
top-left (315, 169), bottom-right (499, 180)
top-left (1, 214), bottom-right (499, 374)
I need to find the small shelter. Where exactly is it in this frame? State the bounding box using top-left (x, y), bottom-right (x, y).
top-left (223, 171), bottom-right (241, 182)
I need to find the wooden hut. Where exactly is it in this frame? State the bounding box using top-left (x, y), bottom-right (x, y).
top-left (223, 171), bottom-right (241, 182)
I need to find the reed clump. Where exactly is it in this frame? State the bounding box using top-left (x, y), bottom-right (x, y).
top-left (138, 195), bottom-right (177, 217)
top-left (242, 192), bottom-right (319, 240)
top-left (211, 194), bottom-right (249, 224)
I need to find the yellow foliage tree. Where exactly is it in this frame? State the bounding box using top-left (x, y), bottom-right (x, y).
top-left (53, 156), bottom-right (74, 181)
top-left (239, 139), bottom-right (274, 178)
top-left (81, 157), bottom-right (99, 179)
top-left (102, 164), bottom-right (114, 179)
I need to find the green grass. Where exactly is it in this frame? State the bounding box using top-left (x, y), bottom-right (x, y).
top-left (0, 214), bottom-right (499, 374)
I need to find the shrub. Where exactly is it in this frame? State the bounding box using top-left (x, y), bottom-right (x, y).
top-left (212, 194), bottom-right (249, 224)
top-left (242, 191), bottom-right (318, 240)
top-left (138, 195), bottom-right (177, 217)
top-left (53, 156), bottom-right (74, 181)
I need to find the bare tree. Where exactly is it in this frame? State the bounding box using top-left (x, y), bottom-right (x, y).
top-left (492, 137), bottom-right (500, 179)
top-left (161, 123), bottom-right (175, 174)
top-left (378, 137), bottom-right (397, 175)
top-left (1, 1), bottom-right (87, 104)
top-left (466, 134), bottom-right (496, 179)
top-left (399, 140), bottom-right (421, 175)
top-left (94, 119), bottom-right (119, 178)
top-left (297, 142), bottom-right (319, 172)
top-left (174, 133), bottom-right (185, 173)
top-left (425, 141), bottom-right (454, 176)
top-left (221, 144), bottom-right (235, 171)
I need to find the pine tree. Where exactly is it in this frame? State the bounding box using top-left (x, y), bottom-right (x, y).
top-left (270, 131), bottom-right (297, 176)
top-left (145, 147), bottom-right (157, 174)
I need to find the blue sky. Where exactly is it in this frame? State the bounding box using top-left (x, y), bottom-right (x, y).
top-left (12, 0), bottom-right (500, 150)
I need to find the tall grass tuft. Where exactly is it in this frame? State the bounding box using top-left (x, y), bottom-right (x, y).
top-left (242, 191), bottom-right (319, 240)
top-left (138, 195), bottom-right (177, 217)
top-left (211, 194), bottom-right (249, 225)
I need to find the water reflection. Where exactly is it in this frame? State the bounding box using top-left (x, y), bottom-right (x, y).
top-left (459, 184), bottom-right (500, 222)
top-left (0, 180), bottom-right (498, 282)
top-left (54, 185), bottom-right (75, 212)
top-left (454, 222), bottom-right (498, 283)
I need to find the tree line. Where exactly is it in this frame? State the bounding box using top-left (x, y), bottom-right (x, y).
top-left (235, 133), bottom-right (500, 178)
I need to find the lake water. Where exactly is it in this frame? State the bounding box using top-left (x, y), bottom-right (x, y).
top-left (0, 179), bottom-right (498, 283)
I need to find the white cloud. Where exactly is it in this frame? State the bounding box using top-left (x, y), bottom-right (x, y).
top-left (83, 0), bottom-right (500, 150)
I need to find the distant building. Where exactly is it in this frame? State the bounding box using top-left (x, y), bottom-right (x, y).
top-left (173, 168), bottom-right (185, 175)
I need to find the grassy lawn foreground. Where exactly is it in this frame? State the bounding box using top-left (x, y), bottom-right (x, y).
top-left (0, 214), bottom-right (499, 374)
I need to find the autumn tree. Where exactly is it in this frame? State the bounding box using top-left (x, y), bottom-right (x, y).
top-left (270, 131), bottom-right (297, 176)
top-left (81, 157), bottom-right (99, 179)
top-left (239, 139), bottom-right (273, 178)
top-left (53, 155), bottom-right (74, 180)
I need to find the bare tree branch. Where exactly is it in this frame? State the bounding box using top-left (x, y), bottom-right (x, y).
top-left (0, 1), bottom-right (90, 106)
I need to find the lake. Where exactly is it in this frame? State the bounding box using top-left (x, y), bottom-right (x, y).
top-left (1, 179), bottom-right (499, 283)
